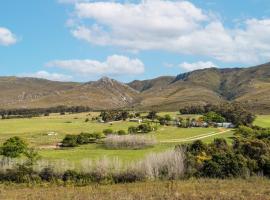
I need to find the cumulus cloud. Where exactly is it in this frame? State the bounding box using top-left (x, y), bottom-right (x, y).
top-left (67, 0), bottom-right (270, 64)
top-left (0, 27), bottom-right (17, 46)
top-left (179, 61), bottom-right (218, 71)
top-left (22, 71), bottom-right (73, 81)
top-left (46, 55), bottom-right (145, 76)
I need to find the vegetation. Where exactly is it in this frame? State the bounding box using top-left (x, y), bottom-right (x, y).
top-left (202, 111), bottom-right (225, 123)
top-left (61, 132), bottom-right (104, 147)
top-left (178, 126), bottom-right (270, 178)
top-left (1, 178), bottom-right (269, 200)
top-left (180, 103), bottom-right (256, 126)
top-left (104, 135), bottom-right (156, 150)
top-left (0, 137), bottom-right (27, 158)
top-left (100, 111), bottom-right (129, 122)
top-left (128, 123), bottom-right (154, 134)
top-left (0, 106), bottom-right (92, 119)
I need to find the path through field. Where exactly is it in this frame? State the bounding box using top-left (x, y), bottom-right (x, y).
top-left (160, 129), bottom-right (231, 143)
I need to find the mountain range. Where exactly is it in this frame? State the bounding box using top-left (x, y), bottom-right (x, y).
top-left (1, 62), bottom-right (270, 113)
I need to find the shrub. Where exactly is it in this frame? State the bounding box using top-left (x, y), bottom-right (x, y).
top-left (1, 137), bottom-right (28, 158)
top-left (117, 130), bottom-right (127, 135)
top-left (39, 167), bottom-right (56, 182)
top-left (137, 124), bottom-right (152, 133)
top-left (202, 152), bottom-right (248, 178)
top-left (61, 135), bottom-right (78, 147)
top-left (128, 126), bottom-right (137, 134)
top-left (62, 170), bottom-right (79, 182)
top-left (104, 135), bottom-right (156, 150)
top-left (77, 132), bottom-right (103, 144)
top-left (103, 128), bottom-right (114, 135)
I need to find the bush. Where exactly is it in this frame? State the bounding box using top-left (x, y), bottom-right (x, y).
top-left (128, 126), bottom-right (137, 134)
top-left (103, 128), bottom-right (114, 135)
top-left (104, 135), bottom-right (156, 150)
top-left (117, 130), bottom-right (127, 135)
top-left (1, 137), bottom-right (28, 158)
top-left (61, 135), bottom-right (78, 147)
top-left (62, 170), bottom-right (79, 182)
top-left (137, 124), bottom-right (153, 133)
top-left (202, 152), bottom-right (248, 178)
top-left (39, 167), bottom-right (56, 182)
top-left (77, 132), bottom-right (103, 144)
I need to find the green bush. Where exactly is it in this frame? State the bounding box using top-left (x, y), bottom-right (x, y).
top-left (103, 128), bottom-right (114, 135)
top-left (117, 130), bottom-right (127, 135)
top-left (1, 136), bottom-right (28, 158)
top-left (61, 135), bottom-right (78, 147)
top-left (137, 124), bottom-right (152, 133)
top-left (202, 152), bottom-right (248, 178)
top-left (77, 132), bottom-right (101, 144)
top-left (128, 126), bottom-right (137, 134)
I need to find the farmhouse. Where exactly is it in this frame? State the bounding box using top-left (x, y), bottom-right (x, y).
top-left (216, 122), bottom-right (235, 128)
top-left (129, 118), bottom-right (142, 123)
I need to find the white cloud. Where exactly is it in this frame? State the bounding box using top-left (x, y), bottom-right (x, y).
top-left (46, 55), bottom-right (145, 76)
top-left (0, 27), bottom-right (17, 46)
top-left (22, 71), bottom-right (73, 81)
top-left (67, 0), bottom-right (270, 64)
top-left (179, 61), bottom-right (218, 71)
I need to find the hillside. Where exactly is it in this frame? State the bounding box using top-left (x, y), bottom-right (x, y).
top-left (1, 63), bottom-right (270, 113)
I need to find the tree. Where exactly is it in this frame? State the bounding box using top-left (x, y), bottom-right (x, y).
top-left (1, 137), bottom-right (27, 158)
top-left (147, 111), bottom-right (157, 120)
top-left (202, 111), bottom-right (225, 123)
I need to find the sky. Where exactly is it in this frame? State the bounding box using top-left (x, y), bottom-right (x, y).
top-left (1, 0), bottom-right (270, 82)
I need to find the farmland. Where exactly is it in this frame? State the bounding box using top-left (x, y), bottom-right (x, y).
top-left (0, 112), bottom-right (234, 163)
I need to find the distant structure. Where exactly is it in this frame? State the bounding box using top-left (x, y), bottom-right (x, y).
top-left (129, 118), bottom-right (142, 123)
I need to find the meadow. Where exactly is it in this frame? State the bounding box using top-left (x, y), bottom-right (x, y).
top-left (0, 112), bottom-right (234, 163)
top-left (254, 115), bottom-right (270, 128)
top-left (0, 178), bottom-right (269, 200)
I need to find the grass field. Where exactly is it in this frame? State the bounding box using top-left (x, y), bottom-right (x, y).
top-left (0, 112), bottom-right (238, 163)
top-left (0, 178), bottom-right (269, 200)
top-left (254, 115), bottom-right (270, 128)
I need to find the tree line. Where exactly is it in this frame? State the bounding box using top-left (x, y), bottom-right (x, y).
top-left (179, 103), bottom-right (256, 126)
top-left (0, 106), bottom-right (93, 119)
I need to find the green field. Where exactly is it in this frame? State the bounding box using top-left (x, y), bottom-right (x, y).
top-left (0, 112), bottom-right (239, 163)
top-left (254, 115), bottom-right (270, 128)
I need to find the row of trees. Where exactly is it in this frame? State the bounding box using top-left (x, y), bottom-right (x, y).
top-left (179, 103), bottom-right (256, 126)
top-left (61, 132), bottom-right (105, 147)
top-left (100, 111), bottom-right (129, 122)
top-left (0, 106), bottom-right (93, 119)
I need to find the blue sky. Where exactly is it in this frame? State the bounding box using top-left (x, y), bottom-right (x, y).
top-left (1, 0), bottom-right (270, 82)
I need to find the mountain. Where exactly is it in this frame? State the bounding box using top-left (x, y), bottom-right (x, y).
top-left (1, 63), bottom-right (270, 113)
top-left (0, 76), bottom-right (138, 110)
top-left (128, 63), bottom-right (270, 113)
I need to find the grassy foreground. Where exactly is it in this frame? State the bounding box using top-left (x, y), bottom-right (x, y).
top-left (0, 178), bottom-right (269, 200)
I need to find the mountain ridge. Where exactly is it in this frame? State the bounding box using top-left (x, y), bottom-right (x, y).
top-left (1, 62), bottom-right (270, 113)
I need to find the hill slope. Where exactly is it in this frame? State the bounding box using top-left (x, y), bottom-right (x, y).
top-left (1, 63), bottom-right (270, 113)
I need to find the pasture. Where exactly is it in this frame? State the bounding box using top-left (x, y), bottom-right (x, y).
top-left (254, 115), bottom-right (270, 128)
top-left (0, 111), bottom-right (253, 163)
